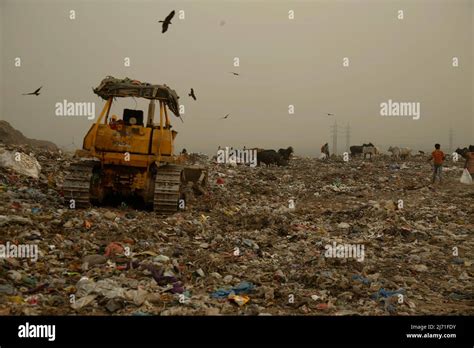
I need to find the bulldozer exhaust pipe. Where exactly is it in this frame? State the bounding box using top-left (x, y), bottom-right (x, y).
top-left (147, 100), bottom-right (156, 127)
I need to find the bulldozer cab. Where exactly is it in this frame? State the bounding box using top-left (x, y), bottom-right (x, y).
top-left (108, 111), bottom-right (142, 130)
top-left (122, 109), bottom-right (144, 127)
top-left (80, 77), bottom-right (181, 166)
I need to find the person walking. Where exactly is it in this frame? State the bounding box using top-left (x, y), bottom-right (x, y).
top-left (427, 143), bottom-right (445, 184)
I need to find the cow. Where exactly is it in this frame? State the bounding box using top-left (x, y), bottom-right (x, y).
top-left (388, 146), bottom-right (400, 159)
top-left (278, 146), bottom-right (294, 162)
top-left (399, 147), bottom-right (412, 160)
top-left (257, 149), bottom-right (288, 166)
top-left (350, 143), bottom-right (374, 158)
top-left (388, 146), bottom-right (412, 160)
top-left (363, 145), bottom-right (378, 159)
top-left (350, 145), bottom-right (363, 157)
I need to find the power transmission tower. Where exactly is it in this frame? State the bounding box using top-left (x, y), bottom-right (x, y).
top-left (345, 123), bottom-right (350, 152)
top-left (330, 121), bottom-right (338, 155)
top-left (448, 128), bottom-right (453, 153)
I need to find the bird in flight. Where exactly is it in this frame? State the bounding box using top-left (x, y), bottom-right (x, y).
top-left (188, 88), bottom-right (196, 100)
top-left (229, 72), bottom-right (240, 76)
top-left (326, 113), bottom-right (335, 116)
top-left (159, 10), bottom-right (175, 33)
top-left (23, 86), bottom-right (42, 96)
top-left (220, 113), bottom-right (230, 120)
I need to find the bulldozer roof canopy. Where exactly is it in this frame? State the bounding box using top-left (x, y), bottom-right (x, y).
top-left (93, 76), bottom-right (180, 116)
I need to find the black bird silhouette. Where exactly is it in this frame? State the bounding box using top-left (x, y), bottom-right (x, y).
top-left (23, 86), bottom-right (42, 96)
top-left (159, 10), bottom-right (175, 33)
top-left (326, 113), bottom-right (335, 116)
top-left (229, 72), bottom-right (240, 76)
top-left (188, 88), bottom-right (196, 100)
top-left (220, 113), bottom-right (230, 120)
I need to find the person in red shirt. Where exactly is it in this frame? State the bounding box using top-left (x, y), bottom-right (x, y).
top-left (427, 143), bottom-right (445, 184)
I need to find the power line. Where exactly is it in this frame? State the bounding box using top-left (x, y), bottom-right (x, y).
top-left (330, 120), bottom-right (338, 155)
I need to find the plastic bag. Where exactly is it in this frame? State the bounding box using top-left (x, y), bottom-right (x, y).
top-left (460, 169), bottom-right (473, 185)
top-left (0, 149), bottom-right (41, 178)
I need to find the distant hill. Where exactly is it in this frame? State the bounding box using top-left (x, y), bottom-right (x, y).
top-left (0, 120), bottom-right (58, 151)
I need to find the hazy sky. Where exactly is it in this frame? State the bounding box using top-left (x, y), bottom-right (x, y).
top-left (0, 0), bottom-right (472, 155)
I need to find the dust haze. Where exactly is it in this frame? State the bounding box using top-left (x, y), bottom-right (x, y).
top-left (0, 0), bottom-right (472, 155)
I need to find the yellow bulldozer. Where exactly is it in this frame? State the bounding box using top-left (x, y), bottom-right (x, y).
top-left (63, 76), bottom-right (207, 213)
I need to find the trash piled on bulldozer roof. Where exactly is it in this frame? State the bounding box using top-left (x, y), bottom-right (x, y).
top-left (0, 143), bottom-right (472, 316)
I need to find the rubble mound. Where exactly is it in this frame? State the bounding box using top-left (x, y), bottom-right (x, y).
top-left (0, 121), bottom-right (58, 151)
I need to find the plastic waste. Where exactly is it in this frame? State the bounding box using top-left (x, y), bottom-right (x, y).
top-left (460, 169), bottom-right (472, 184)
top-left (211, 281), bottom-right (255, 299)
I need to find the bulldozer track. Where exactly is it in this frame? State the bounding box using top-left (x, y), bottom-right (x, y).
top-left (63, 160), bottom-right (96, 209)
top-left (154, 164), bottom-right (182, 214)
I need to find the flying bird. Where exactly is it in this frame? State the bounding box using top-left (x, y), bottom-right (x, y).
top-left (23, 86), bottom-right (42, 96)
top-left (188, 88), bottom-right (196, 100)
top-left (220, 113), bottom-right (230, 120)
top-left (159, 10), bottom-right (175, 33)
top-left (229, 72), bottom-right (240, 76)
top-left (326, 113), bottom-right (335, 116)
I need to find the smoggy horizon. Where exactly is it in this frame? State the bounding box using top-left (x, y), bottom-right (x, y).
top-left (0, 0), bottom-right (473, 156)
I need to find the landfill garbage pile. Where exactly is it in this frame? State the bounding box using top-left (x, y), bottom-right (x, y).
top-left (0, 121), bottom-right (58, 151)
top-left (0, 148), bottom-right (472, 316)
top-left (0, 148), bottom-right (42, 179)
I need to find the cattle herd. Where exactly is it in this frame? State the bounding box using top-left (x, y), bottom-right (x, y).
top-left (256, 147), bottom-right (294, 166)
top-left (348, 144), bottom-right (474, 161)
top-left (257, 143), bottom-right (418, 165)
top-left (219, 144), bottom-right (473, 167)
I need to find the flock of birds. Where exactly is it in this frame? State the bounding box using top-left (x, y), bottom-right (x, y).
top-left (22, 10), bottom-right (334, 121)
top-left (159, 11), bottom-right (242, 120)
top-left (22, 10), bottom-right (238, 120)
